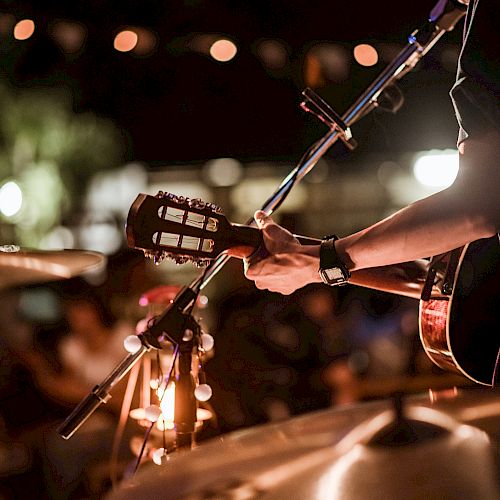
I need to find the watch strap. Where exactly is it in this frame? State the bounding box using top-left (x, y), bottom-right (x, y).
top-left (319, 235), bottom-right (351, 286)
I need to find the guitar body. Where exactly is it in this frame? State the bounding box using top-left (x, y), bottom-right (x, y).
top-left (419, 236), bottom-right (500, 386)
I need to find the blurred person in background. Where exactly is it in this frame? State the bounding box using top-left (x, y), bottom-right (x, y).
top-left (0, 279), bottom-right (137, 499)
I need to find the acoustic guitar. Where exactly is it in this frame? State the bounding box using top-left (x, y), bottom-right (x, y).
top-left (419, 236), bottom-right (500, 386)
top-left (126, 191), bottom-right (500, 385)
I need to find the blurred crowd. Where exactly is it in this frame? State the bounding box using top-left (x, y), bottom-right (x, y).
top-left (0, 250), bottom-right (465, 499)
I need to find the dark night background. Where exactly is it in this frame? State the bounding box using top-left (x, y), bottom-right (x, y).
top-left (0, 0), bottom-right (464, 167)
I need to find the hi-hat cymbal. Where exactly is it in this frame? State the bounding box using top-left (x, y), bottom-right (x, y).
top-left (0, 245), bottom-right (106, 288)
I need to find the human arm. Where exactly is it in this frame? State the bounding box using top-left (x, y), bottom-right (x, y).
top-left (244, 131), bottom-right (500, 295)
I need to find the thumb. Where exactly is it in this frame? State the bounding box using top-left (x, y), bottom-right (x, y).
top-left (254, 210), bottom-right (272, 228)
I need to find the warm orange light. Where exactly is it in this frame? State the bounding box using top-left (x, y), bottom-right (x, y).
top-left (114, 30), bottom-right (138, 52)
top-left (14, 19), bottom-right (35, 40)
top-left (157, 383), bottom-right (175, 430)
top-left (353, 44), bottom-right (378, 67)
top-left (209, 39), bottom-right (237, 62)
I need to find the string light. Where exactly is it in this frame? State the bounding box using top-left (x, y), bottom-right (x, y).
top-left (209, 39), bottom-right (237, 62)
top-left (354, 43), bottom-right (379, 66)
top-left (13, 19), bottom-right (35, 40)
top-left (123, 335), bottom-right (143, 353)
top-left (194, 383), bottom-right (212, 402)
top-left (114, 30), bottom-right (138, 52)
top-left (201, 333), bottom-right (214, 352)
top-left (144, 404), bottom-right (162, 422)
top-left (152, 447), bottom-right (169, 465)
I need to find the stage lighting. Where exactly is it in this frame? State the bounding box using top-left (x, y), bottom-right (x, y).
top-left (0, 181), bottom-right (23, 217)
top-left (413, 150), bottom-right (459, 188)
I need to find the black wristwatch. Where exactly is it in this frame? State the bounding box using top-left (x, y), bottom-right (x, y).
top-left (319, 235), bottom-right (351, 286)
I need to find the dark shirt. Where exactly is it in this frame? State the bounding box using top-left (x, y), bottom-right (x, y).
top-left (450, 0), bottom-right (500, 144)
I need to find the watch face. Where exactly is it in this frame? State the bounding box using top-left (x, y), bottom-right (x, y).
top-left (320, 267), bottom-right (348, 285)
top-left (324, 268), bottom-right (344, 281)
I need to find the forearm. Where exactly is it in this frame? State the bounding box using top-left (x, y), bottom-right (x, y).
top-left (337, 191), bottom-right (493, 272)
top-left (337, 134), bottom-right (500, 272)
top-left (246, 134), bottom-right (500, 296)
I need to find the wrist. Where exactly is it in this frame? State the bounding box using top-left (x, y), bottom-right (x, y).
top-left (297, 244), bottom-right (323, 283)
top-left (331, 237), bottom-right (354, 272)
top-left (319, 235), bottom-right (351, 286)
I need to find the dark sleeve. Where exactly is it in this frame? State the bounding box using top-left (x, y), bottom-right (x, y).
top-left (450, 0), bottom-right (500, 144)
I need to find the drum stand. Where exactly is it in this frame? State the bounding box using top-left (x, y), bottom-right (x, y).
top-left (57, 0), bottom-right (468, 458)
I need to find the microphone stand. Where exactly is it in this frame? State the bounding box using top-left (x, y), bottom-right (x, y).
top-left (57, 0), bottom-right (467, 449)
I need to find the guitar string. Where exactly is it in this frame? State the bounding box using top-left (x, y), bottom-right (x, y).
top-left (491, 346), bottom-right (500, 388)
top-left (165, 212), bottom-right (215, 230)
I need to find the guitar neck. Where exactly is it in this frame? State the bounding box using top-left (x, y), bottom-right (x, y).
top-left (231, 223), bottom-right (320, 247)
top-left (227, 223), bottom-right (320, 259)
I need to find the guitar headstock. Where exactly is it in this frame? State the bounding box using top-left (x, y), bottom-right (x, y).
top-left (127, 191), bottom-right (234, 267)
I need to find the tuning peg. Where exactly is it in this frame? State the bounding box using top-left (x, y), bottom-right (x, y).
top-left (207, 202), bottom-right (222, 213)
top-left (173, 195), bottom-right (186, 205)
top-left (153, 252), bottom-right (167, 265)
top-left (169, 255), bottom-right (190, 265)
top-left (143, 250), bottom-right (154, 261)
top-left (193, 258), bottom-right (210, 268)
top-left (188, 198), bottom-right (206, 210)
top-left (143, 250), bottom-right (166, 264)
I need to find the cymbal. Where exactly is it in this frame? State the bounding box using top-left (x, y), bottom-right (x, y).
top-left (107, 388), bottom-right (500, 500)
top-left (0, 245), bottom-right (106, 289)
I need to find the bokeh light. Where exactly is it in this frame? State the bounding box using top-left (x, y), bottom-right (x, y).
top-left (304, 43), bottom-right (350, 87)
top-left (0, 181), bottom-right (23, 217)
top-left (256, 39), bottom-right (288, 70)
top-left (51, 21), bottom-right (87, 53)
top-left (209, 39), bottom-right (237, 62)
top-left (353, 44), bottom-right (379, 66)
top-left (132, 27), bottom-right (158, 56)
top-left (114, 30), bottom-right (138, 52)
top-left (13, 19), bottom-right (35, 40)
top-left (413, 150), bottom-right (459, 188)
top-left (203, 158), bottom-right (243, 186)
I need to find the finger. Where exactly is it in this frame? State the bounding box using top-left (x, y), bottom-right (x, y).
top-left (254, 210), bottom-right (273, 229)
top-left (244, 243), bottom-right (270, 271)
